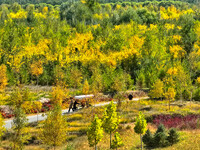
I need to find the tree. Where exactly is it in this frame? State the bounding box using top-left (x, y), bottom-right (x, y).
top-left (111, 132), bottom-right (123, 150)
top-left (167, 128), bottom-right (179, 145)
top-left (33, 101), bottom-right (42, 122)
top-left (69, 68), bottom-right (82, 89)
top-left (165, 87), bottom-right (176, 110)
top-left (51, 85), bottom-right (68, 106)
top-left (40, 106), bottom-right (68, 150)
top-left (11, 107), bottom-right (31, 150)
top-left (82, 79), bottom-right (90, 95)
top-left (142, 129), bottom-right (154, 148)
top-left (134, 112), bottom-right (147, 150)
top-left (0, 64), bottom-right (7, 92)
top-left (87, 115), bottom-right (103, 150)
top-left (9, 88), bottom-right (31, 150)
top-left (30, 61), bottom-right (43, 85)
top-left (0, 114), bottom-right (5, 140)
top-left (102, 101), bottom-right (120, 149)
top-left (154, 124), bottom-right (168, 147)
top-left (150, 79), bottom-right (164, 100)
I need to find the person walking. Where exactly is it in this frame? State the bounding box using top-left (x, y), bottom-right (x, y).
top-left (72, 100), bottom-right (79, 111)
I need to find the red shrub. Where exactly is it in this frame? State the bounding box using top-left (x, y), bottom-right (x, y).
top-left (152, 114), bottom-right (200, 130)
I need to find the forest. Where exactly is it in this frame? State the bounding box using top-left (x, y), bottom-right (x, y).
top-left (0, 0), bottom-right (200, 150)
top-left (0, 0), bottom-right (200, 99)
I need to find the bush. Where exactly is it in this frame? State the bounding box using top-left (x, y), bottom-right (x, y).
top-left (193, 87), bottom-right (200, 101)
top-left (155, 124), bottom-right (165, 134)
top-left (154, 132), bottom-right (168, 147)
top-left (142, 129), bottom-right (154, 148)
top-left (167, 128), bottom-right (179, 145)
top-left (152, 114), bottom-right (200, 130)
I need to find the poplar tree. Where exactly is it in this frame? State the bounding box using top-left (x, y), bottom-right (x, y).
top-left (150, 79), bottom-right (164, 100)
top-left (82, 79), bottom-right (90, 95)
top-left (87, 115), bottom-right (103, 150)
top-left (102, 101), bottom-right (120, 149)
top-left (165, 87), bottom-right (176, 110)
top-left (0, 64), bottom-right (7, 92)
top-left (9, 88), bottom-right (31, 150)
top-left (134, 112), bottom-right (147, 150)
top-left (40, 106), bottom-right (67, 150)
top-left (11, 107), bottom-right (31, 150)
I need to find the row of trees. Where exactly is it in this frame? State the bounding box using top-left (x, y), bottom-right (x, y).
top-left (87, 101), bottom-right (149, 150)
top-left (0, 0), bottom-right (199, 5)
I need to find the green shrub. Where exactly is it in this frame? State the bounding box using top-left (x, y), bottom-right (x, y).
top-left (193, 88), bottom-right (200, 101)
top-left (167, 128), bottom-right (179, 145)
top-left (142, 129), bottom-right (154, 148)
top-left (143, 125), bottom-right (180, 148)
top-left (154, 132), bottom-right (168, 147)
top-left (154, 124), bottom-right (168, 147)
top-left (155, 124), bottom-right (165, 134)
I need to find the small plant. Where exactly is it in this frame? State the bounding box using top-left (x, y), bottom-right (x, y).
top-left (111, 132), bottom-right (123, 150)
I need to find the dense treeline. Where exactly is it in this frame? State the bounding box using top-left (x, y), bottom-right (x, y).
top-left (1, 0), bottom-right (200, 99)
top-left (0, 0), bottom-right (199, 5)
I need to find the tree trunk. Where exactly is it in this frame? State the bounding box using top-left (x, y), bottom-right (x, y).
top-left (37, 76), bottom-right (39, 86)
top-left (95, 144), bottom-right (97, 150)
top-left (37, 110), bottom-right (39, 123)
top-left (110, 132), bottom-right (112, 149)
top-left (140, 134), bottom-right (143, 150)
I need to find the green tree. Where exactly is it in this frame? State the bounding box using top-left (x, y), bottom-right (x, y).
top-left (142, 129), bottom-right (154, 148)
top-left (150, 79), bottom-right (164, 100)
top-left (167, 128), bottom-right (179, 145)
top-left (11, 108), bottom-right (31, 149)
top-left (111, 132), bottom-right (123, 150)
top-left (134, 112), bottom-right (147, 150)
top-left (102, 101), bottom-right (120, 149)
top-left (87, 115), bottom-right (103, 150)
top-left (154, 124), bottom-right (168, 147)
top-left (9, 88), bottom-right (31, 150)
top-left (0, 114), bottom-right (5, 140)
top-left (40, 106), bottom-right (68, 150)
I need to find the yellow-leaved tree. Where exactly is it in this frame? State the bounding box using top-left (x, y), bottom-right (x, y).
top-left (40, 106), bottom-right (67, 150)
top-left (30, 61), bottom-right (43, 85)
top-left (51, 85), bottom-right (68, 106)
top-left (82, 79), bottom-right (90, 95)
top-left (0, 64), bottom-right (8, 92)
top-left (150, 79), bottom-right (164, 100)
top-left (165, 87), bottom-right (176, 110)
